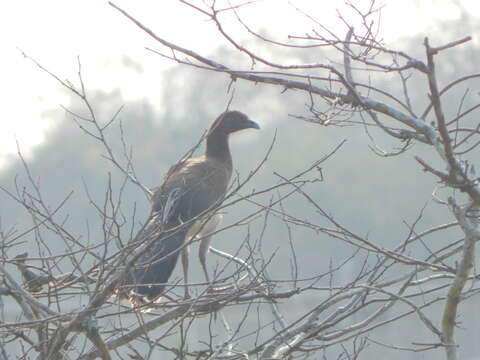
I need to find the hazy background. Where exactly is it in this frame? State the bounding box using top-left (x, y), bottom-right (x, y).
top-left (2, 1), bottom-right (480, 359)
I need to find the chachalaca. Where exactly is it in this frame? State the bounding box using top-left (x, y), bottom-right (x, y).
top-left (122, 111), bottom-right (259, 305)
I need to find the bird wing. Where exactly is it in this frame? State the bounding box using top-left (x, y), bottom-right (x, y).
top-left (123, 156), bottom-right (231, 302)
top-left (152, 155), bottom-right (231, 224)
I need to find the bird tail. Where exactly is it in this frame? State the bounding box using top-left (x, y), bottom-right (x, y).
top-left (121, 224), bottom-right (188, 306)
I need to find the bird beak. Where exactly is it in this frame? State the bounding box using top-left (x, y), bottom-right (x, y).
top-left (245, 119), bottom-right (260, 130)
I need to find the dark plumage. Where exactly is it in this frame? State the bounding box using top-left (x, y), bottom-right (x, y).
top-left (122, 111), bottom-right (259, 305)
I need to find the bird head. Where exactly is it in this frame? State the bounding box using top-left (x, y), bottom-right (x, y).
top-left (209, 111), bottom-right (260, 136)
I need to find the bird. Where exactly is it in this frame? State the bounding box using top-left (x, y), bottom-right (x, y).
top-left (121, 110), bottom-right (260, 306)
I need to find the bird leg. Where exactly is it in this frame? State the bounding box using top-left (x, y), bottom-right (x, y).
top-left (181, 246), bottom-right (190, 299)
top-left (199, 234), bottom-right (212, 285)
top-left (198, 214), bottom-right (222, 290)
top-left (182, 213), bottom-right (222, 298)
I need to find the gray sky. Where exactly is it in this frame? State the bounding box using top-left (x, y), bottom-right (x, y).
top-left (2, 0), bottom-right (478, 168)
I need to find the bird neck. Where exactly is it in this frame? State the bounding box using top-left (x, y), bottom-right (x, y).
top-left (206, 132), bottom-right (232, 169)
